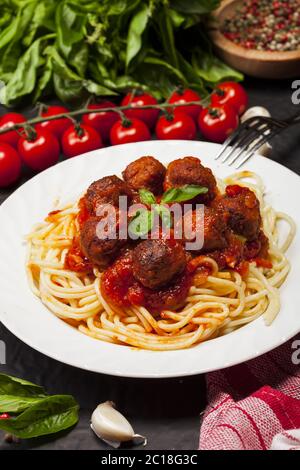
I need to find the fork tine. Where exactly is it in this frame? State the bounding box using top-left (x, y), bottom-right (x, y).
top-left (223, 122), bottom-right (269, 163)
top-left (215, 114), bottom-right (289, 168)
top-left (234, 125), bottom-right (283, 169)
top-left (227, 121), bottom-right (274, 166)
top-left (222, 119), bottom-right (274, 164)
top-left (214, 134), bottom-right (236, 161)
top-left (214, 118), bottom-right (254, 160)
top-left (216, 119), bottom-right (258, 162)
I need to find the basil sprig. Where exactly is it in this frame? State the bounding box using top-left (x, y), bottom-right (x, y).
top-left (128, 185), bottom-right (208, 237)
top-left (161, 184), bottom-right (208, 203)
top-left (128, 209), bottom-right (154, 238)
top-left (0, 373), bottom-right (79, 439)
top-left (139, 188), bottom-right (156, 205)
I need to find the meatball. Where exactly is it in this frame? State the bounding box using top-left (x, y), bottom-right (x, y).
top-left (80, 216), bottom-right (126, 267)
top-left (123, 156), bottom-right (166, 195)
top-left (179, 207), bottom-right (227, 252)
top-left (164, 156), bottom-right (217, 203)
top-left (212, 185), bottom-right (261, 240)
top-left (85, 175), bottom-right (133, 214)
top-left (132, 239), bottom-right (187, 289)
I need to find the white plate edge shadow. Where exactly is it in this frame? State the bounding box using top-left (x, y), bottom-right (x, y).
top-left (0, 139), bottom-right (300, 378)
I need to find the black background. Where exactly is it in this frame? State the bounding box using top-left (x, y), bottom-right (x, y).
top-left (0, 77), bottom-right (299, 450)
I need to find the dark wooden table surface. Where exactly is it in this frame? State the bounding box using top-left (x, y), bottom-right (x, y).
top-left (0, 77), bottom-right (299, 450)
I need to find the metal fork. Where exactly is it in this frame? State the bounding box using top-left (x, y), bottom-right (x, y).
top-left (214, 111), bottom-right (300, 168)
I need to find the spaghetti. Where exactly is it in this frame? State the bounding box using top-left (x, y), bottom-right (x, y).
top-left (26, 170), bottom-right (296, 351)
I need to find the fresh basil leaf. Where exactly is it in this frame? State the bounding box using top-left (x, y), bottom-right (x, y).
top-left (139, 189), bottom-right (156, 205)
top-left (0, 373), bottom-right (46, 397)
top-left (0, 395), bottom-right (79, 439)
top-left (83, 79), bottom-right (116, 96)
top-left (0, 34), bottom-right (55, 106)
top-left (128, 209), bottom-right (154, 238)
top-left (161, 185), bottom-right (208, 203)
top-left (192, 50), bottom-right (243, 84)
top-left (56, 1), bottom-right (87, 58)
top-left (126, 4), bottom-right (150, 67)
top-left (53, 73), bottom-right (88, 107)
top-left (0, 395), bottom-right (47, 414)
top-left (0, 3), bottom-right (36, 51)
top-left (157, 6), bottom-right (179, 69)
top-left (168, 9), bottom-right (186, 28)
top-left (23, 2), bottom-right (56, 47)
top-left (33, 53), bottom-right (53, 102)
top-left (154, 204), bottom-right (173, 229)
top-left (68, 41), bottom-right (89, 77)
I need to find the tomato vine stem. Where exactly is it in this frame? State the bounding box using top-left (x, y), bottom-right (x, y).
top-left (0, 100), bottom-right (207, 135)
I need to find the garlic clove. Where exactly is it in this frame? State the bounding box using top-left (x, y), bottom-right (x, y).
top-left (241, 106), bottom-right (271, 122)
top-left (241, 106), bottom-right (272, 157)
top-left (90, 401), bottom-right (146, 448)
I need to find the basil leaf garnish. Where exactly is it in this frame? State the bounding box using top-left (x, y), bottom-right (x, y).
top-left (161, 184), bottom-right (208, 203)
top-left (154, 204), bottom-right (172, 229)
top-left (128, 209), bottom-right (154, 237)
top-left (139, 188), bottom-right (156, 205)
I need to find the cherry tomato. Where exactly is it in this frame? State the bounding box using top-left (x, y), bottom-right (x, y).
top-left (82, 101), bottom-right (118, 141)
top-left (110, 118), bottom-right (151, 145)
top-left (18, 129), bottom-right (60, 172)
top-left (62, 124), bottom-right (103, 158)
top-left (155, 111), bottom-right (196, 140)
top-left (211, 82), bottom-right (248, 116)
top-left (121, 92), bottom-right (159, 129)
top-left (0, 113), bottom-right (26, 148)
top-left (35, 105), bottom-right (70, 139)
top-left (168, 89), bottom-right (203, 121)
top-left (198, 104), bottom-right (239, 143)
top-left (0, 143), bottom-right (22, 187)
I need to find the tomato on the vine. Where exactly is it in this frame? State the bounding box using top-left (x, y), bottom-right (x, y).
top-left (35, 105), bottom-right (70, 139)
top-left (18, 129), bottom-right (60, 172)
top-left (82, 101), bottom-right (119, 141)
top-left (110, 118), bottom-right (151, 145)
top-left (0, 143), bottom-right (22, 187)
top-left (62, 124), bottom-right (103, 158)
top-left (121, 92), bottom-right (159, 129)
top-left (168, 89), bottom-right (203, 121)
top-left (0, 113), bottom-right (26, 148)
top-left (155, 111), bottom-right (197, 140)
top-left (211, 82), bottom-right (248, 116)
top-left (198, 104), bottom-right (239, 143)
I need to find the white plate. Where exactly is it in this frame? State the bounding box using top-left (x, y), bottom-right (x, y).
top-left (0, 140), bottom-right (299, 378)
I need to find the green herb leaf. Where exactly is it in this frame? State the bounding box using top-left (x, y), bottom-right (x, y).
top-left (192, 50), bottom-right (243, 84)
top-left (139, 189), bottom-right (156, 205)
top-left (126, 4), bottom-right (150, 67)
top-left (154, 204), bottom-right (173, 229)
top-left (128, 209), bottom-right (154, 238)
top-left (0, 373), bottom-right (46, 397)
top-left (0, 395), bottom-right (79, 439)
top-left (0, 373), bottom-right (46, 413)
top-left (161, 185), bottom-right (208, 203)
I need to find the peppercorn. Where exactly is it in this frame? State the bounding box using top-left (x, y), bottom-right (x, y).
top-left (221, 0), bottom-right (300, 52)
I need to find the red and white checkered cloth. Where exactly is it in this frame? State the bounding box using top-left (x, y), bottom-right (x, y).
top-left (199, 334), bottom-right (300, 450)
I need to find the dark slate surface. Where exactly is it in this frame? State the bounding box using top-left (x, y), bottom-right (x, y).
top-left (0, 77), bottom-right (299, 450)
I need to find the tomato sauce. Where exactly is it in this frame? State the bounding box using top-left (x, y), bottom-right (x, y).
top-left (101, 251), bottom-right (193, 312)
top-left (77, 197), bottom-right (90, 227)
top-left (65, 237), bottom-right (93, 273)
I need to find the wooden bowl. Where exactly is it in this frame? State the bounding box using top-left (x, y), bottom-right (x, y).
top-left (209, 0), bottom-right (300, 79)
